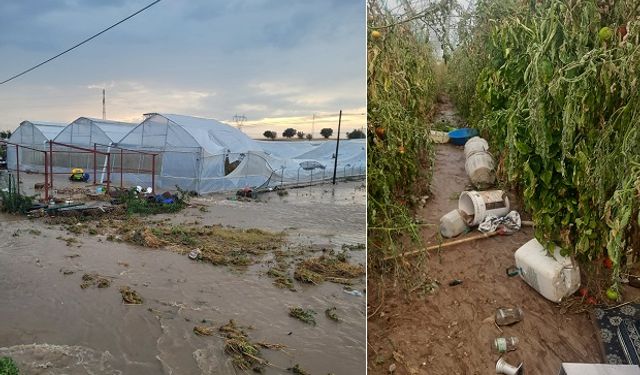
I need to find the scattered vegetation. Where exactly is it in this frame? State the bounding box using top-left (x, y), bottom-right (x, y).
top-left (288, 307), bottom-right (317, 325)
top-left (325, 307), bottom-right (340, 322)
top-left (61, 216), bottom-right (285, 268)
top-left (294, 253), bottom-right (365, 285)
top-left (217, 320), bottom-right (284, 372)
top-left (119, 286), bottom-right (143, 304)
top-left (80, 273), bottom-right (111, 289)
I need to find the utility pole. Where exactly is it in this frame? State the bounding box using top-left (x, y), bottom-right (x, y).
top-left (233, 114), bottom-right (246, 132)
top-left (332, 110), bottom-right (342, 185)
top-left (311, 113), bottom-right (315, 138)
top-left (102, 89), bottom-right (106, 120)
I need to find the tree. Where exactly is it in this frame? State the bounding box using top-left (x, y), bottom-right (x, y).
top-left (0, 130), bottom-right (11, 139)
top-left (320, 128), bottom-right (333, 139)
top-left (305, 133), bottom-right (313, 140)
top-left (347, 129), bottom-right (366, 139)
top-left (296, 131), bottom-right (305, 139)
top-left (282, 128), bottom-right (297, 138)
top-left (263, 130), bottom-right (276, 140)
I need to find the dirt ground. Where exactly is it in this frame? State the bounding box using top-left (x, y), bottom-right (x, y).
top-left (0, 181), bottom-right (366, 374)
top-left (367, 105), bottom-right (602, 374)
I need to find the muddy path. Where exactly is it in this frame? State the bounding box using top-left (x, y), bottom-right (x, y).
top-left (367, 108), bottom-right (601, 374)
top-left (0, 182), bottom-right (366, 374)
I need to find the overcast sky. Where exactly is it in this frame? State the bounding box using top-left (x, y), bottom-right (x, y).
top-left (0, 0), bottom-right (365, 138)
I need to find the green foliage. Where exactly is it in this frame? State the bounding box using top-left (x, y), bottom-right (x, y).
top-left (0, 174), bottom-right (34, 214)
top-left (296, 131), bottom-right (305, 139)
top-left (448, 0), bottom-right (640, 283)
top-left (320, 128), bottom-right (333, 138)
top-left (262, 130), bottom-right (276, 140)
top-left (367, 2), bottom-right (438, 268)
top-left (282, 128), bottom-right (297, 138)
top-left (346, 129), bottom-right (366, 139)
top-left (0, 357), bottom-right (19, 375)
top-left (122, 186), bottom-right (189, 215)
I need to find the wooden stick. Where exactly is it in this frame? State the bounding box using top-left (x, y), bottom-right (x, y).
top-left (383, 231), bottom-right (501, 261)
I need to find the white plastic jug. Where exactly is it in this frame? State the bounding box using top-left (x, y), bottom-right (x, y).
top-left (515, 238), bottom-right (580, 303)
top-left (439, 209), bottom-right (468, 238)
top-left (464, 136), bottom-right (489, 159)
top-left (458, 190), bottom-right (510, 226)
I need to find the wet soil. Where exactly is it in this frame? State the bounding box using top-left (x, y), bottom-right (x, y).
top-left (0, 182), bottom-right (366, 374)
top-left (367, 122), bottom-right (601, 373)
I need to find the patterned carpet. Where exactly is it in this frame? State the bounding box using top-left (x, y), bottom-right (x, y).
top-left (594, 304), bottom-right (640, 365)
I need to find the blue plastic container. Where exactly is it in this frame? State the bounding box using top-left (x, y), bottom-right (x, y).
top-left (448, 128), bottom-right (479, 146)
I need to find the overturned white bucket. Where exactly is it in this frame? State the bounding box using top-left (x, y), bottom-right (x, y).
top-left (515, 238), bottom-right (581, 303)
top-left (458, 190), bottom-right (510, 226)
top-left (464, 136), bottom-right (489, 159)
top-left (465, 152), bottom-right (495, 189)
top-left (439, 209), bottom-right (468, 238)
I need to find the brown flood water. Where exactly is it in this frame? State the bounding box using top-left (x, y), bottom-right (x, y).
top-left (0, 182), bottom-right (366, 374)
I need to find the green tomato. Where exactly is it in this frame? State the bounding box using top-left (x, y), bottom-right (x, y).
top-left (598, 27), bottom-right (613, 42)
top-left (606, 288), bottom-right (619, 301)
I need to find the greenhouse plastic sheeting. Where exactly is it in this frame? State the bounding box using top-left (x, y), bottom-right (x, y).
top-left (6, 120), bottom-right (67, 172)
top-left (116, 113), bottom-right (366, 194)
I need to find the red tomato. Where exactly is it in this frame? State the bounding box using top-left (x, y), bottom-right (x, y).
top-left (578, 288), bottom-right (589, 297)
top-left (587, 296), bottom-right (598, 305)
top-left (603, 258), bottom-right (613, 269)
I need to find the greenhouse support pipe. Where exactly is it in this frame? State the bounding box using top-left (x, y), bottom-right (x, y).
top-left (151, 154), bottom-right (156, 194)
top-left (120, 148), bottom-right (123, 189)
top-left (106, 153), bottom-right (111, 193)
top-left (332, 110), bottom-right (342, 185)
top-left (49, 141), bottom-right (53, 191)
top-left (44, 150), bottom-right (48, 201)
top-left (93, 143), bottom-right (97, 185)
top-left (15, 145), bottom-right (19, 192)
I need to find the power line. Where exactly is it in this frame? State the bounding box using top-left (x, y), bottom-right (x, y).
top-left (0, 0), bottom-right (163, 86)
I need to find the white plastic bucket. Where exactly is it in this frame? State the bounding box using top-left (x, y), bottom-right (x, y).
top-left (430, 130), bottom-right (450, 144)
top-left (439, 209), bottom-right (468, 238)
top-left (458, 190), bottom-right (510, 226)
top-left (465, 152), bottom-right (495, 189)
top-left (515, 238), bottom-right (581, 303)
top-left (464, 136), bottom-right (489, 159)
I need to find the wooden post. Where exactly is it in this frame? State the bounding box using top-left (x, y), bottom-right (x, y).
top-left (332, 110), bottom-right (342, 185)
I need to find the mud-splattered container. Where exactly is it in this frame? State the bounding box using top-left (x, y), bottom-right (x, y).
top-left (464, 136), bottom-right (489, 159)
top-left (515, 238), bottom-right (581, 303)
top-left (439, 209), bottom-right (468, 238)
top-left (458, 190), bottom-right (510, 226)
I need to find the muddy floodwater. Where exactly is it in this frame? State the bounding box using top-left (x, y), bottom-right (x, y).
top-left (0, 181), bottom-right (366, 374)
